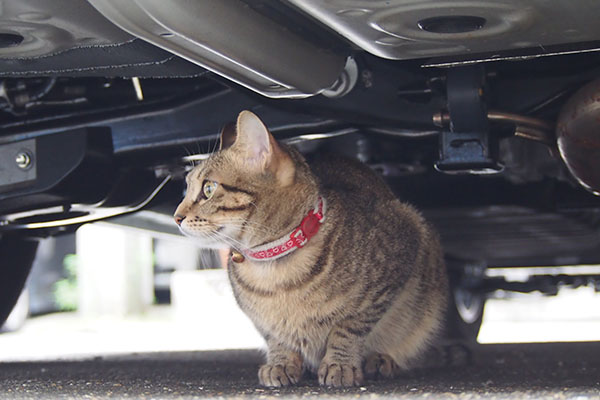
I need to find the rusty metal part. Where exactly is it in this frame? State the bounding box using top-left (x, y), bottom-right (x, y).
top-left (433, 110), bottom-right (555, 145)
top-left (513, 126), bottom-right (554, 146)
top-left (487, 111), bottom-right (554, 131)
top-left (556, 79), bottom-right (600, 196)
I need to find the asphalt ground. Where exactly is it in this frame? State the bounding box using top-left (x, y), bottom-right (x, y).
top-left (1, 342), bottom-right (599, 399)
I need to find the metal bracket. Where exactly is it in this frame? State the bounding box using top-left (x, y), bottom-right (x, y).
top-left (0, 139), bottom-right (37, 193)
top-left (435, 66), bottom-right (503, 174)
top-left (0, 175), bottom-right (171, 231)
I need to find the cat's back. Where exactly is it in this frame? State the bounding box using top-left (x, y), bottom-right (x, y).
top-left (306, 153), bottom-right (447, 370)
top-left (308, 153), bottom-right (442, 277)
top-left (308, 154), bottom-right (397, 204)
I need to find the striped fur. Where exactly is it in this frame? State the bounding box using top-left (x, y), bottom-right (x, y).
top-left (174, 111), bottom-right (448, 387)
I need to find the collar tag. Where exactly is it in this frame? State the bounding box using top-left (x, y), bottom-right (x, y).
top-left (292, 208), bottom-right (322, 248)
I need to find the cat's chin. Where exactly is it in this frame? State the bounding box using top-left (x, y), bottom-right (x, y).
top-left (178, 227), bottom-right (228, 249)
top-left (194, 240), bottom-right (229, 250)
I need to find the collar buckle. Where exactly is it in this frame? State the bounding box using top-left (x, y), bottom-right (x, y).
top-left (290, 227), bottom-right (308, 248)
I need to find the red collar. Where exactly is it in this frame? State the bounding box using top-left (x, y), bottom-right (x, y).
top-left (244, 196), bottom-right (326, 261)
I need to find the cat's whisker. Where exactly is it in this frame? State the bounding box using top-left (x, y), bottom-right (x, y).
top-left (224, 217), bottom-right (275, 232)
top-left (181, 145), bottom-right (196, 168)
top-left (203, 138), bottom-right (219, 165)
top-left (222, 223), bottom-right (278, 241)
top-left (196, 140), bottom-right (203, 160)
top-left (210, 136), bottom-right (220, 155)
top-left (204, 231), bottom-right (230, 252)
top-left (213, 230), bottom-right (248, 251)
top-left (223, 219), bottom-right (277, 235)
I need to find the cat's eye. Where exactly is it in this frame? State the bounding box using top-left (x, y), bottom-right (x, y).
top-left (202, 180), bottom-right (218, 200)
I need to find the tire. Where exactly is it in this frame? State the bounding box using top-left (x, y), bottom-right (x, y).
top-left (445, 287), bottom-right (485, 345)
top-left (0, 235), bottom-right (38, 331)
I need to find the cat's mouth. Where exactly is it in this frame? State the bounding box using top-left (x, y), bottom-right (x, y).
top-left (178, 225), bottom-right (221, 237)
top-left (178, 223), bottom-right (237, 249)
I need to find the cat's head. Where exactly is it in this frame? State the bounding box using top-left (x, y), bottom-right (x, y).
top-left (174, 111), bottom-right (316, 250)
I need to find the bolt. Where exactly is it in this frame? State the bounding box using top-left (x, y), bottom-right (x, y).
top-left (361, 70), bottom-right (373, 88)
top-left (15, 152), bottom-right (31, 169)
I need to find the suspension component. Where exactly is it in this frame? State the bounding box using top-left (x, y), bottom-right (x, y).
top-left (434, 66), bottom-right (503, 174)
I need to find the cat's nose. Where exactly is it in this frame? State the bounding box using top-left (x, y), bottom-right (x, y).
top-left (174, 214), bottom-right (186, 225)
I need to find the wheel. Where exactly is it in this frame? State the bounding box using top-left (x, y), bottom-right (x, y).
top-left (0, 235), bottom-right (38, 330)
top-left (445, 287), bottom-right (485, 345)
top-left (433, 286), bottom-right (485, 367)
top-left (443, 261), bottom-right (486, 345)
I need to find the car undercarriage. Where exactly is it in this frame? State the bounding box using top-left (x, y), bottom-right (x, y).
top-left (1, 0), bottom-right (599, 335)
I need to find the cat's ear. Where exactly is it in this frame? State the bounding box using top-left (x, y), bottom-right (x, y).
top-left (235, 111), bottom-right (271, 166)
top-left (235, 110), bottom-right (294, 185)
top-left (219, 122), bottom-right (237, 150)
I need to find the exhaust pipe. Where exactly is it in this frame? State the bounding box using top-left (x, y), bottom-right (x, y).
top-left (556, 79), bottom-right (600, 196)
top-left (87, 0), bottom-right (348, 98)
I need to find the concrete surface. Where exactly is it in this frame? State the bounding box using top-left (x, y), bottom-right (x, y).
top-left (0, 343), bottom-right (599, 399)
top-left (1, 266), bottom-right (599, 398)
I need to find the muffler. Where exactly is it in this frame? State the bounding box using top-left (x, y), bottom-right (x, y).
top-left (87, 0), bottom-right (348, 98)
top-left (556, 79), bottom-right (600, 196)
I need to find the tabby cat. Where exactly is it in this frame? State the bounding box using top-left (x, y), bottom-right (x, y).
top-left (174, 111), bottom-right (448, 387)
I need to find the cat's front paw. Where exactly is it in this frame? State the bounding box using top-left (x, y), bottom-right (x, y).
top-left (318, 361), bottom-right (364, 387)
top-left (364, 353), bottom-right (400, 378)
top-left (258, 362), bottom-right (303, 387)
